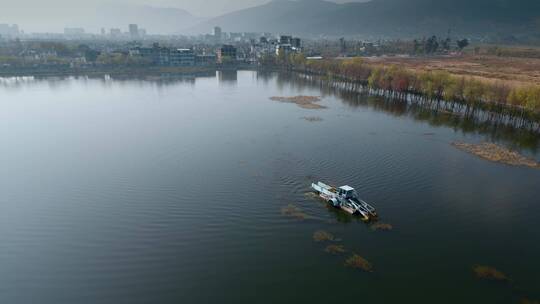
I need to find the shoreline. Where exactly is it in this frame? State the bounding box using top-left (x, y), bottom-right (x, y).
top-left (0, 64), bottom-right (256, 78)
top-left (275, 67), bottom-right (540, 132)
top-left (2, 65), bottom-right (539, 134)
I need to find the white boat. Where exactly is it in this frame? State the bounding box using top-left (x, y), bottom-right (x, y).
top-left (311, 182), bottom-right (377, 220)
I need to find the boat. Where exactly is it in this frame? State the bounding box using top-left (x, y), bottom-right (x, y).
top-left (311, 182), bottom-right (377, 221)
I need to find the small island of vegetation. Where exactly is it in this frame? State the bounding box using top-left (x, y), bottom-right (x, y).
top-left (452, 142), bottom-right (540, 169)
top-left (270, 96), bottom-right (325, 109)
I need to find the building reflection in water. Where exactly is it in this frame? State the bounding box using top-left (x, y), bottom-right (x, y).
top-left (217, 70), bottom-right (238, 86)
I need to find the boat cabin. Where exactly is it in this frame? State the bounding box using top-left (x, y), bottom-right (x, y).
top-left (338, 185), bottom-right (358, 199)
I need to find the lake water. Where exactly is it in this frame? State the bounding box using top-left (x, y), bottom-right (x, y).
top-left (1, 71), bottom-right (539, 304)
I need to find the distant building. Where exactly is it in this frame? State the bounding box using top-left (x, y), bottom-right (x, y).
top-left (157, 47), bottom-right (170, 65)
top-left (279, 35), bottom-right (292, 45)
top-left (19, 49), bottom-right (58, 61)
top-left (129, 24), bottom-right (139, 38)
top-left (291, 37), bottom-right (301, 48)
top-left (110, 28), bottom-right (122, 36)
top-left (213, 26), bottom-right (222, 42)
top-left (64, 27), bottom-right (85, 36)
top-left (217, 45), bottom-right (237, 63)
top-left (130, 44), bottom-right (162, 65)
top-left (276, 44), bottom-right (293, 56)
top-left (170, 49), bottom-right (195, 66)
top-left (339, 37), bottom-right (346, 54)
top-left (276, 35), bottom-right (302, 55)
top-left (101, 28), bottom-right (106, 35)
top-left (130, 44), bottom-right (200, 66)
top-left (196, 54), bottom-right (216, 65)
top-left (229, 32), bottom-right (241, 41)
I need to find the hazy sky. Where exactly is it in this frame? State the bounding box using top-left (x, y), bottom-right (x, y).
top-left (0, 0), bottom-right (367, 33)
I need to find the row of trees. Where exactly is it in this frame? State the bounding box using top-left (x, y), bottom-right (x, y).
top-left (413, 36), bottom-right (469, 54)
top-left (0, 40), bottom-right (109, 65)
top-left (286, 56), bottom-right (540, 115)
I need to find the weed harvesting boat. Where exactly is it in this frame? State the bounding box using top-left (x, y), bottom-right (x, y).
top-left (311, 182), bottom-right (377, 221)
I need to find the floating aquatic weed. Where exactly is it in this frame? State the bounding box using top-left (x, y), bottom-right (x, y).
top-left (345, 254), bottom-right (373, 272)
top-left (325, 244), bottom-right (346, 254)
top-left (281, 204), bottom-right (310, 220)
top-left (301, 116), bottom-right (323, 122)
top-left (452, 142), bottom-right (540, 169)
top-left (304, 191), bottom-right (331, 206)
top-left (304, 191), bottom-right (321, 200)
top-left (472, 265), bottom-right (508, 281)
top-left (270, 96), bottom-right (326, 110)
top-left (370, 222), bottom-right (393, 231)
top-left (313, 230), bottom-right (335, 242)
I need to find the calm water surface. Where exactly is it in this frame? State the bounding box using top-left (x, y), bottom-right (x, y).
top-left (1, 71), bottom-right (539, 304)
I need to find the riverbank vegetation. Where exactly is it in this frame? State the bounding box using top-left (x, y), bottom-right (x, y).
top-left (466, 45), bottom-right (540, 59)
top-left (275, 55), bottom-right (540, 132)
top-left (294, 57), bottom-right (540, 113)
top-left (268, 71), bottom-right (540, 150)
top-left (363, 54), bottom-right (540, 87)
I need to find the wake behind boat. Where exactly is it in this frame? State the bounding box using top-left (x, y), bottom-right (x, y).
top-left (311, 181), bottom-right (377, 221)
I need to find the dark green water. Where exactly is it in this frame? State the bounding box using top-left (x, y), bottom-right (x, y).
top-left (1, 71), bottom-right (539, 304)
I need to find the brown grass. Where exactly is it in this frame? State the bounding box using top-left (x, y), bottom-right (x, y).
top-left (452, 142), bottom-right (540, 169)
top-left (313, 230), bottom-right (335, 242)
top-left (345, 254), bottom-right (373, 272)
top-left (521, 299), bottom-right (540, 304)
top-left (325, 244), bottom-right (346, 254)
top-left (370, 222), bottom-right (393, 231)
top-left (365, 54), bottom-right (540, 87)
top-left (270, 96), bottom-right (326, 109)
top-left (472, 265), bottom-right (508, 281)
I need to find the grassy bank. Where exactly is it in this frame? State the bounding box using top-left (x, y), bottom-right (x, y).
top-left (364, 54), bottom-right (540, 87)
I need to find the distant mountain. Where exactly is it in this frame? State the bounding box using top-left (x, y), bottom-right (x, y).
top-left (90, 5), bottom-right (205, 35)
top-left (191, 0), bottom-right (341, 34)
top-left (191, 0), bottom-right (540, 38)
